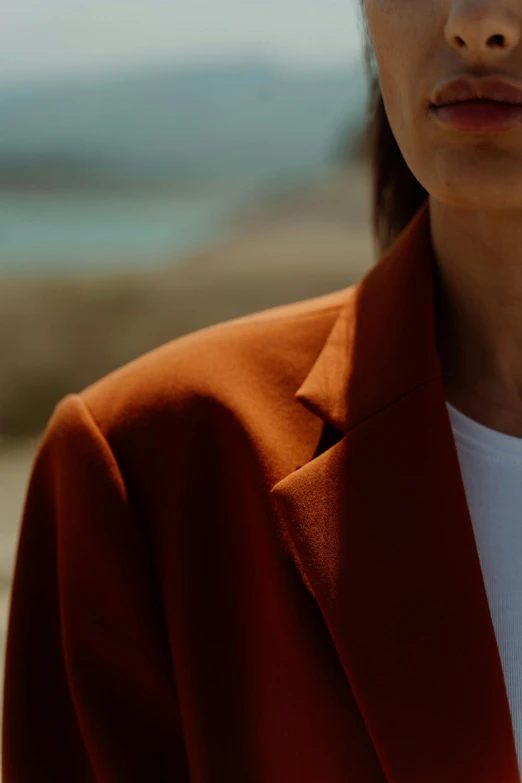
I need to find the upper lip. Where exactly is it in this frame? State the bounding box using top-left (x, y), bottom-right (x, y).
top-left (430, 75), bottom-right (522, 107)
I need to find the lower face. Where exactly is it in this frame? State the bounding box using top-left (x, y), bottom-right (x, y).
top-left (362, 0), bottom-right (522, 211)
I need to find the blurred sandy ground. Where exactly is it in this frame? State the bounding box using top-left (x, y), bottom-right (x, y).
top-left (0, 159), bottom-right (376, 734)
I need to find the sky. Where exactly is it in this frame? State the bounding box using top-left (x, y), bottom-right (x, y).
top-left (0, 0), bottom-right (366, 84)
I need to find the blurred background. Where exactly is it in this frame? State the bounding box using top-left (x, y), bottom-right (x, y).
top-left (0, 0), bottom-right (377, 738)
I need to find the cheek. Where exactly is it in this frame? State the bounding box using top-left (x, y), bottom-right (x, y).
top-left (363, 0), bottom-right (405, 49)
top-left (363, 0), bottom-right (429, 156)
top-left (363, 0), bottom-right (425, 83)
top-left (363, 2), bottom-right (410, 98)
top-left (376, 56), bottom-right (434, 194)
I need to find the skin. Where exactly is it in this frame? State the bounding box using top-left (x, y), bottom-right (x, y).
top-left (363, 0), bottom-right (522, 437)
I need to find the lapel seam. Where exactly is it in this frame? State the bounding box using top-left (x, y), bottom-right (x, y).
top-left (342, 372), bottom-right (444, 438)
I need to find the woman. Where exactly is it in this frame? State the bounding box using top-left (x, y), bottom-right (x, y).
top-left (3, 0), bottom-right (522, 780)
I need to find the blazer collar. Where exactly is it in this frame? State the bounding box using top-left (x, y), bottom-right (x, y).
top-left (271, 198), bottom-right (521, 783)
top-left (294, 198), bottom-right (441, 433)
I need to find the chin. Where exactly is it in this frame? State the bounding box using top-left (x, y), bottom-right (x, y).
top-left (415, 153), bottom-right (522, 211)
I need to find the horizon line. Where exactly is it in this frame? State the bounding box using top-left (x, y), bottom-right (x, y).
top-left (0, 52), bottom-right (365, 90)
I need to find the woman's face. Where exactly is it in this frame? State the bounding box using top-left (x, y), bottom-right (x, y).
top-left (363, 0), bottom-right (522, 209)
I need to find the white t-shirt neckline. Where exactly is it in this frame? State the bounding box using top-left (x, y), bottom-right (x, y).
top-left (446, 401), bottom-right (522, 465)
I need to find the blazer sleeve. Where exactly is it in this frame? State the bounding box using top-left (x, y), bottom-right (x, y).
top-left (2, 393), bottom-right (190, 782)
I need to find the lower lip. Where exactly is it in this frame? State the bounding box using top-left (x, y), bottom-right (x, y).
top-left (432, 100), bottom-right (522, 132)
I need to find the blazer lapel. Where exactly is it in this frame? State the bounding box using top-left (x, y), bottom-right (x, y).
top-left (270, 200), bottom-right (520, 783)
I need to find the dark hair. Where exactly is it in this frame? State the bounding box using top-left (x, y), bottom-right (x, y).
top-left (358, 4), bottom-right (429, 255)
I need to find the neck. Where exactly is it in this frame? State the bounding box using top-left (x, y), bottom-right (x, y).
top-left (430, 195), bottom-right (522, 437)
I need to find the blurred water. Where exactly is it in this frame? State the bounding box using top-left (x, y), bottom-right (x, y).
top-left (0, 61), bottom-right (369, 275)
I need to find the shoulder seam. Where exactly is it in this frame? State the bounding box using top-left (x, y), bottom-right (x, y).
top-left (68, 392), bottom-right (129, 505)
top-left (202, 299), bottom-right (348, 334)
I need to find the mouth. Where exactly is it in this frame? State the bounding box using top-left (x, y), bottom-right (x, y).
top-left (432, 98), bottom-right (522, 108)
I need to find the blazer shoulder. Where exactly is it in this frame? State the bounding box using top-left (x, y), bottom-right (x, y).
top-left (75, 286), bottom-right (354, 440)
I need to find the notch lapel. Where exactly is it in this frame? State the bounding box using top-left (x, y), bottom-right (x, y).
top-left (271, 200), bottom-right (520, 783)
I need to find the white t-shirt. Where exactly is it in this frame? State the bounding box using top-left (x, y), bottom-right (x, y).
top-left (446, 400), bottom-right (522, 775)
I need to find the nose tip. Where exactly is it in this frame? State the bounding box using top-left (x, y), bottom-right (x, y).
top-left (445, 6), bottom-right (521, 60)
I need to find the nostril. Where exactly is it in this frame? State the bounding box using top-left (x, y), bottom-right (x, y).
top-left (488, 34), bottom-right (505, 47)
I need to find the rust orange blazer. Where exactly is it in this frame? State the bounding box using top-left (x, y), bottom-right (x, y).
top-left (3, 199), bottom-right (521, 782)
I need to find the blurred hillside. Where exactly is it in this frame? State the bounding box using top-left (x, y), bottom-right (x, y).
top-left (0, 61), bottom-right (369, 191)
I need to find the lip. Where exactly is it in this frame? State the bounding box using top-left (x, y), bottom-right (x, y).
top-left (429, 75), bottom-right (522, 133)
top-left (430, 75), bottom-right (522, 107)
top-left (431, 100), bottom-right (522, 133)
